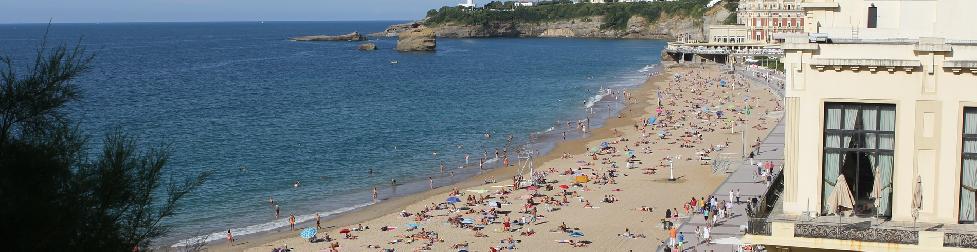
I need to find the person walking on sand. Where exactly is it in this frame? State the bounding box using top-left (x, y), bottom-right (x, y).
top-left (289, 214), bottom-right (296, 231)
top-left (372, 187), bottom-right (378, 203)
top-left (316, 213), bottom-right (322, 229)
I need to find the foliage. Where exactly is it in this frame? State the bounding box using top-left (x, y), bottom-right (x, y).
top-left (425, 0), bottom-right (711, 30)
top-left (722, 0), bottom-right (740, 24)
top-left (0, 32), bottom-right (210, 251)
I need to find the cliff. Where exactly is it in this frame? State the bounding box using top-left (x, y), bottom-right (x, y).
top-left (380, 1), bottom-right (731, 41)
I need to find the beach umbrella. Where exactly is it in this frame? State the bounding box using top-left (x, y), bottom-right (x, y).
top-left (339, 228), bottom-right (351, 234)
top-left (600, 142), bottom-right (609, 149)
top-left (446, 196), bottom-right (462, 204)
top-left (826, 174), bottom-right (855, 216)
top-left (912, 176), bottom-right (923, 223)
top-left (559, 184), bottom-right (570, 190)
top-left (648, 117), bottom-right (657, 125)
top-left (575, 175), bottom-right (590, 183)
top-left (299, 227), bottom-right (317, 239)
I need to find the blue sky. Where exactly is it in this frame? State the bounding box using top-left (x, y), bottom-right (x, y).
top-left (0, 0), bottom-right (460, 23)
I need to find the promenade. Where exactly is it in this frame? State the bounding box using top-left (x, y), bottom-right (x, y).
top-left (662, 118), bottom-right (784, 252)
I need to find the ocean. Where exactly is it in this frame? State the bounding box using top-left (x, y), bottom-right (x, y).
top-left (0, 21), bottom-right (665, 246)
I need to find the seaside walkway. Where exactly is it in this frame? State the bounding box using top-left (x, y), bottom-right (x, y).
top-left (664, 119), bottom-right (785, 252)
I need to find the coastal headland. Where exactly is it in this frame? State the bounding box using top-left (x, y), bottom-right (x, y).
top-left (210, 61), bottom-right (783, 251)
top-left (374, 0), bottom-right (733, 40)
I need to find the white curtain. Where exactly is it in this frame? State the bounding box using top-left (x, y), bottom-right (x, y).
top-left (880, 107), bottom-right (896, 131)
top-left (823, 152), bottom-right (841, 213)
top-left (826, 107), bottom-right (842, 130)
top-left (960, 110), bottom-right (977, 222)
top-left (844, 107), bottom-right (858, 130)
top-left (961, 158), bottom-right (977, 222)
top-left (879, 154), bottom-right (894, 216)
top-left (862, 107), bottom-right (878, 130)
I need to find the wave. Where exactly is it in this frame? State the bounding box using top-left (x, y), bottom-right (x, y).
top-left (584, 88), bottom-right (611, 108)
top-left (171, 201), bottom-right (375, 247)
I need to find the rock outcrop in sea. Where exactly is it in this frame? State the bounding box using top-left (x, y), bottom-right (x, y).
top-left (290, 32), bottom-right (366, 42)
top-left (395, 28), bottom-right (437, 52)
top-left (358, 43), bottom-right (378, 51)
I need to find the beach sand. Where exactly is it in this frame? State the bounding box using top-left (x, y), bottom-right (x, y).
top-left (209, 62), bottom-right (782, 252)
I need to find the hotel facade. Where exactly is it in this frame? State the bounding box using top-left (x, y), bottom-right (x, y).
top-left (745, 0), bottom-right (977, 251)
top-left (737, 0), bottom-right (805, 43)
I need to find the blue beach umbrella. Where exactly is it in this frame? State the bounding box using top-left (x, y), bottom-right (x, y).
top-left (647, 116), bottom-right (657, 125)
top-left (446, 196), bottom-right (461, 203)
top-left (300, 227), bottom-right (317, 239)
top-left (719, 80), bottom-right (727, 87)
top-left (600, 142), bottom-right (609, 149)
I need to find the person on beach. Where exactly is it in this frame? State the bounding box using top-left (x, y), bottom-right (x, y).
top-left (275, 204), bottom-right (280, 219)
top-left (372, 187), bottom-right (379, 203)
top-left (315, 212), bottom-right (322, 229)
top-left (289, 213), bottom-right (296, 231)
top-left (429, 177), bottom-right (434, 189)
top-left (227, 229), bottom-right (234, 243)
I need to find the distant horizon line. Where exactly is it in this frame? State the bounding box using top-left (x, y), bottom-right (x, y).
top-left (0, 19), bottom-right (417, 25)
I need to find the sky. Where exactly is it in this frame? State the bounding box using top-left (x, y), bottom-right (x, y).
top-left (0, 0), bottom-right (460, 24)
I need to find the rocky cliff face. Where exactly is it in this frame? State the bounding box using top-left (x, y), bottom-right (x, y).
top-left (396, 28), bottom-right (437, 52)
top-left (382, 4), bottom-right (729, 40)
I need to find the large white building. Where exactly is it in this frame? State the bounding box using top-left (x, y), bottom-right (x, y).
top-left (459, 0), bottom-right (476, 8)
top-left (745, 0), bottom-right (977, 251)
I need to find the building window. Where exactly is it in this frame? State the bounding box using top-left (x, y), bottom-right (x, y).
top-left (960, 108), bottom-right (977, 223)
top-left (822, 103), bottom-right (895, 217)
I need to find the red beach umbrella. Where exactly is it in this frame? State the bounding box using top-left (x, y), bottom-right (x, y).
top-left (559, 184), bottom-right (570, 190)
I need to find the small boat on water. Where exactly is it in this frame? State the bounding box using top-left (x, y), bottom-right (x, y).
top-left (390, 60), bottom-right (399, 64)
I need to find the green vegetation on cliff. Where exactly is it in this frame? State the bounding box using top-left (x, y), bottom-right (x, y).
top-left (425, 0), bottom-right (712, 30)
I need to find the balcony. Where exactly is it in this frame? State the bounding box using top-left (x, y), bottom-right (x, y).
top-left (745, 186), bottom-right (977, 250)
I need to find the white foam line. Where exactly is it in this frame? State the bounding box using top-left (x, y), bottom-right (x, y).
top-left (171, 202), bottom-right (375, 247)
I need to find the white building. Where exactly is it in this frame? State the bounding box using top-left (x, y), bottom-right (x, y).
top-left (745, 0), bottom-right (977, 251)
top-left (459, 0), bottom-right (476, 8)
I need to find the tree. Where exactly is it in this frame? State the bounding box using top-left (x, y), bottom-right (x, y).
top-left (0, 32), bottom-right (210, 251)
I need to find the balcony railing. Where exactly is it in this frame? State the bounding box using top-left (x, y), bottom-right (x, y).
top-left (747, 217), bottom-right (772, 236)
top-left (794, 222), bottom-right (919, 245)
top-left (945, 232), bottom-right (977, 249)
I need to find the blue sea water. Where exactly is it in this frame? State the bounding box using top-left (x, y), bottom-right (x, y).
top-left (0, 21), bottom-right (664, 246)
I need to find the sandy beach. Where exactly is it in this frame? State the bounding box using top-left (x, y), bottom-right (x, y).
top-left (210, 62), bottom-right (782, 252)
